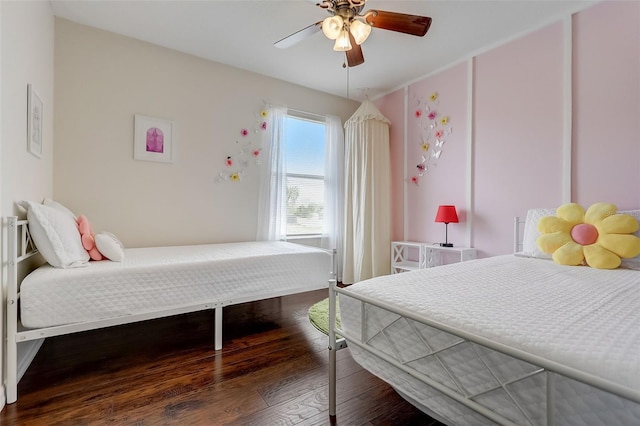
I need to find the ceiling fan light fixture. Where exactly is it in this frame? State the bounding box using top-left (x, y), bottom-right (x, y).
top-left (322, 15), bottom-right (344, 40)
top-left (333, 29), bottom-right (352, 51)
top-left (350, 20), bottom-right (371, 45)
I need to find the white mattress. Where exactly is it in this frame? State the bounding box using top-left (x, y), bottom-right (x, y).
top-left (339, 255), bottom-right (640, 425)
top-left (20, 241), bottom-right (331, 329)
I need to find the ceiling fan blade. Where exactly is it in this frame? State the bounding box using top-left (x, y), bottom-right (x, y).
top-left (365, 10), bottom-right (432, 37)
top-left (346, 32), bottom-right (364, 67)
top-left (274, 21), bottom-right (322, 49)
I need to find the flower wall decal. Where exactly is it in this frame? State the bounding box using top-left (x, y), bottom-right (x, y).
top-left (216, 105), bottom-right (268, 183)
top-left (409, 90), bottom-right (453, 186)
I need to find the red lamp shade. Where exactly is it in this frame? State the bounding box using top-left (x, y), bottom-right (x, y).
top-left (435, 205), bottom-right (459, 224)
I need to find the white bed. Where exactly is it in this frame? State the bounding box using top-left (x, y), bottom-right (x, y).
top-left (328, 216), bottom-right (640, 424)
top-left (6, 217), bottom-right (332, 404)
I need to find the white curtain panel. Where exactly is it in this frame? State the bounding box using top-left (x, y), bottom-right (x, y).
top-left (256, 106), bottom-right (288, 241)
top-left (322, 115), bottom-right (345, 281)
top-left (342, 101), bottom-right (391, 284)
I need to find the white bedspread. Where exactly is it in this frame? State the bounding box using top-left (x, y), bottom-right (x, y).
top-left (341, 255), bottom-right (640, 393)
top-left (21, 241), bottom-right (331, 328)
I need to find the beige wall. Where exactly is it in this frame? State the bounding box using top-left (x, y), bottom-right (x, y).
top-left (54, 19), bottom-right (359, 248)
top-left (1, 0), bottom-right (55, 409)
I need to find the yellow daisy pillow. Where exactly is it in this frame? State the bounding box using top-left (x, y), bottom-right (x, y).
top-left (537, 203), bottom-right (640, 269)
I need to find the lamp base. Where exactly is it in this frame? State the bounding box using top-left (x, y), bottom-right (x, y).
top-left (439, 243), bottom-right (453, 247)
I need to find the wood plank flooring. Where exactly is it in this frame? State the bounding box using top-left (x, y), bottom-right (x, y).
top-left (1, 289), bottom-right (442, 425)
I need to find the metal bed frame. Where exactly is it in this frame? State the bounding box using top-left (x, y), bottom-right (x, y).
top-left (5, 216), bottom-right (334, 404)
top-left (327, 217), bottom-right (640, 424)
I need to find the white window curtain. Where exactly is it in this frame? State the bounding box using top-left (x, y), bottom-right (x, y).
top-left (322, 115), bottom-right (345, 281)
top-left (256, 106), bottom-right (288, 241)
top-left (342, 100), bottom-right (391, 284)
top-left (257, 108), bottom-right (344, 281)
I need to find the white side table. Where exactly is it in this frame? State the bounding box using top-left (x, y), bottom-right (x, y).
top-left (391, 241), bottom-right (477, 273)
top-left (422, 243), bottom-right (477, 268)
top-left (391, 241), bottom-right (426, 274)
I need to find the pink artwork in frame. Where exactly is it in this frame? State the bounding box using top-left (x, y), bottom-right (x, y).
top-left (134, 115), bottom-right (174, 163)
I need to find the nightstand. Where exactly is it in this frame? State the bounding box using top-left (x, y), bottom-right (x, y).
top-left (391, 241), bottom-right (476, 273)
top-left (391, 241), bottom-right (426, 273)
top-left (422, 243), bottom-right (477, 268)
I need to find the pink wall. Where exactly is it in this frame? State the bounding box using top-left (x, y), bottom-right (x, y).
top-left (378, 1), bottom-right (640, 258)
top-left (474, 22), bottom-right (564, 256)
top-left (375, 90), bottom-right (405, 242)
top-left (406, 62), bottom-right (469, 247)
top-left (572, 1), bottom-right (640, 209)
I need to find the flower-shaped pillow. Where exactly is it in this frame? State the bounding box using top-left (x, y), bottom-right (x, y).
top-left (537, 203), bottom-right (640, 269)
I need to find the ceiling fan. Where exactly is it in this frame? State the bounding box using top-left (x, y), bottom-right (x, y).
top-left (274, 0), bottom-right (432, 67)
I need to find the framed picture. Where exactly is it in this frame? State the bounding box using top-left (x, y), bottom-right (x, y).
top-left (134, 115), bottom-right (174, 163)
top-left (27, 84), bottom-right (43, 158)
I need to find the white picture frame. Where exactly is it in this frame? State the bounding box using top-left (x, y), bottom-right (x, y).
top-left (134, 114), bottom-right (174, 163)
top-left (27, 84), bottom-right (43, 158)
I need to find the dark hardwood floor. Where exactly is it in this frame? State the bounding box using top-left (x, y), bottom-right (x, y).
top-left (1, 289), bottom-right (442, 425)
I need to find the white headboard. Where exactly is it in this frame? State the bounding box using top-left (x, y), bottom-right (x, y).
top-left (513, 216), bottom-right (525, 254)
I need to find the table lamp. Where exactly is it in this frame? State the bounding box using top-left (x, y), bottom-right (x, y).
top-left (435, 205), bottom-right (458, 247)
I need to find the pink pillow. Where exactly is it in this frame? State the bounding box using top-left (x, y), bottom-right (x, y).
top-left (77, 215), bottom-right (104, 261)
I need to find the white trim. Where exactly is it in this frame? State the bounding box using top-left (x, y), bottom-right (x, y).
top-left (465, 58), bottom-right (474, 248)
top-left (403, 86), bottom-right (409, 241)
top-left (286, 108), bottom-right (326, 124)
top-left (372, 2), bottom-right (596, 103)
top-left (562, 15), bottom-right (573, 203)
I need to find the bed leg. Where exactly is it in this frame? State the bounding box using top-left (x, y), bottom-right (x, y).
top-left (214, 307), bottom-right (222, 350)
top-left (328, 279), bottom-right (338, 417)
top-left (6, 342), bottom-right (18, 404)
top-left (329, 344), bottom-right (337, 417)
top-left (7, 217), bottom-right (19, 404)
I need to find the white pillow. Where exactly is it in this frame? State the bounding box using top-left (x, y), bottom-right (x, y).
top-left (619, 209), bottom-right (640, 270)
top-left (95, 232), bottom-right (125, 262)
top-left (520, 208), bottom-right (556, 258)
top-left (43, 198), bottom-right (76, 219)
top-left (19, 200), bottom-right (89, 268)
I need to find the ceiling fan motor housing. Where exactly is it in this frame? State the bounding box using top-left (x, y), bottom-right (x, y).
top-left (321, 0), bottom-right (365, 21)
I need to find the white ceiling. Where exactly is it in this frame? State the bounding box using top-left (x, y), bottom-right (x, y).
top-left (50, 0), bottom-right (597, 101)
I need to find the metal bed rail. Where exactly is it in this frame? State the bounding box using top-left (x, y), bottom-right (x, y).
top-left (5, 217), bottom-right (335, 404)
top-left (327, 279), bottom-right (640, 424)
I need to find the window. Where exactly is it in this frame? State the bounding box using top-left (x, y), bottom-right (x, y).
top-left (283, 114), bottom-right (326, 237)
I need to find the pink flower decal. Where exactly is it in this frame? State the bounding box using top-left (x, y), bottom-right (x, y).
top-left (252, 149), bottom-right (261, 157)
top-left (428, 111), bottom-right (437, 120)
top-left (261, 121), bottom-right (267, 130)
top-left (415, 110), bottom-right (422, 118)
top-left (241, 129), bottom-right (249, 137)
top-left (411, 176), bottom-right (419, 185)
top-left (435, 130), bottom-right (444, 139)
top-left (225, 156), bottom-right (233, 167)
top-left (416, 164), bottom-right (425, 172)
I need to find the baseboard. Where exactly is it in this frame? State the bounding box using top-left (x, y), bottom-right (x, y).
top-left (17, 339), bottom-right (45, 382)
